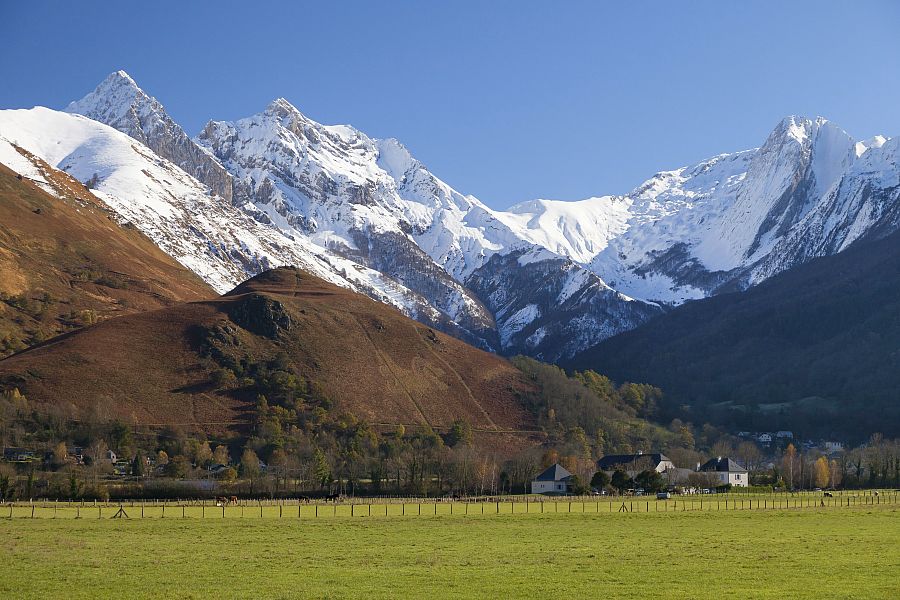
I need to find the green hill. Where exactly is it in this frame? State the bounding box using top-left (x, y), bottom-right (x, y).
top-left (568, 230), bottom-right (900, 440)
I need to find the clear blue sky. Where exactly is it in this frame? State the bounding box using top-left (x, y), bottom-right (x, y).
top-left (2, 1), bottom-right (899, 208)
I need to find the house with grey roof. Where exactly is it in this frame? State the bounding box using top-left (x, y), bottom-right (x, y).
top-left (698, 457), bottom-right (748, 487)
top-left (531, 463), bottom-right (573, 494)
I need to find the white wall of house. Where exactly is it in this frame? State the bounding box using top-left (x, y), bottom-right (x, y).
top-left (708, 471), bottom-right (748, 487)
top-left (531, 480), bottom-right (567, 494)
top-left (726, 472), bottom-right (747, 486)
top-left (731, 472), bottom-right (747, 486)
top-left (656, 460), bottom-right (676, 473)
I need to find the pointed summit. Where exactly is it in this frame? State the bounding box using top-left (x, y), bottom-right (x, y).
top-left (263, 97), bottom-right (312, 125)
top-left (762, 115), bottom-right (848, 151)
top-left (65, 70), bottom-right (158, 144)
top-left (66, 71), bottom-right (236, 203)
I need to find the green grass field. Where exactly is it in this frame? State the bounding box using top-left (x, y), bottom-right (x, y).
top-left (1, 503), bottom-right (898, 599)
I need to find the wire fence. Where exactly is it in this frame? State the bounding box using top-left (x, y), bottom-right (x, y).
top-left (2, 490), bottom-right (898, 520)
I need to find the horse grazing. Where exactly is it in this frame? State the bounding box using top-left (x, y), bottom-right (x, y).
top-left (297, 495), bottom-right (311, 503)
top-left (324, 493), bottom-right (340, 502)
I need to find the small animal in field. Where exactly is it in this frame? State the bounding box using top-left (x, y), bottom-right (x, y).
top-left (823, 492), bottom-right (833, 498)
top-left (298, 495), bottom-right (311, 503)
top-left (324, 493), bottom-right (340, 502)
top-left (229, 496), bottom-right (238, 505)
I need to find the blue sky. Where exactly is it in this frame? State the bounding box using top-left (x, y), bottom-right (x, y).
top-left (2, 1), bottom-right (899, 208)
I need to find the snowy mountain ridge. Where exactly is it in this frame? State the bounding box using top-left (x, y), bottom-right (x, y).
top-left (0, 107), bottom-right (490, 348)
top-left (2, 70), bottom-right (897, 361)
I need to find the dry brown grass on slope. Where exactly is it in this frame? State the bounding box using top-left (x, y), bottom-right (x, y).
top-left (0, 268), bottom-right (537, 449)
top-left (0, 151), bottom-right (214, 356)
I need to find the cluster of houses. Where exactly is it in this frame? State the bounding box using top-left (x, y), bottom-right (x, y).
top-left (737, 430), bottom-right (795, 446)
top-left (2, 446), bottom-right (134, 474)
top-left (736, 431), bottom-right (844, 454)
top-left (532, 450), bottom-right (750, 495)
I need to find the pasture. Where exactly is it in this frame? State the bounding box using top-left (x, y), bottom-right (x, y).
top-left (1, 498), bottom-right (898, 599)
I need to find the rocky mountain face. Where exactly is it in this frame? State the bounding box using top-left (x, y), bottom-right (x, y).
top-left (15, 71), bottom-right (899, 362)
top-left (587, 117), bottom-right (900, 303)
top-left (66, 71), bottom-right (238, 204)
top-left (467, 248), bottom-right (662, 360)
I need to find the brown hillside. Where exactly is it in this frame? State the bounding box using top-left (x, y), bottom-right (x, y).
top-left (0, 150), bottom-right (214, 356)
top-left (0, 267), bottom-right (536, 443)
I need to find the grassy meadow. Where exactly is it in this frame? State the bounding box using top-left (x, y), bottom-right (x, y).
top-left (1, 503), bottom-right (898, 599)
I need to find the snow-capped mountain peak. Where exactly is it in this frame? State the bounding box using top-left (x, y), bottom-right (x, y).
top-left (66, 70), bottom-right (237, 203)
top-left (36, 72), bottom-right (900, 361)
top-left (66, 70), bottom-right (160, 143)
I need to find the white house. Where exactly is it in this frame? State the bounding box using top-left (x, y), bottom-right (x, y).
top-left (698, 457), bottom-right (749, 487)
top-left (531, 463), bottom-right (573, 494)
top-left (757, 433), bottom-right (773, 444)
top-left (824, 441), bottom-right (844, 454)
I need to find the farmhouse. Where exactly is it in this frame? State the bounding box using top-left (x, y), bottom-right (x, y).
top-left (531, 463), bottom-right (573, 494)
top-left (596, 451), bottom-right (675, 475)
top-left (698, 457), bottom-right (748, 487)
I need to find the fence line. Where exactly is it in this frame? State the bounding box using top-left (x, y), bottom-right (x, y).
top-left (2, 490), bottom-right (897, 520)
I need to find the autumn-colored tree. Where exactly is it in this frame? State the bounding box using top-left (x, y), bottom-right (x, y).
top-left (193, 441), bottom-right (213, 467)
top-left (213, 445), bottom-right (230, 466)
top-left (541, 449), bottom-right (560, 468)
top-left (782, 444), bottom-right (798, 490)
top-left (678, 426), bottom-right (696, 450)
top-left (241, 448), bottom-right (261, 495)
top-left (240, 448), bottom-right (260, 478)
top-left (736, 441), bottom-right (763, 472)
top-left (52, 441), bottom-right (68, 468)
top-left (829, 459), bottom-right (842, 489)
top-left (560, 454), bottom-right (579, 475)
top-left (156, 450), bottom-right (169, 466)
top-left (814, 456), bottom-right (830, 489)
